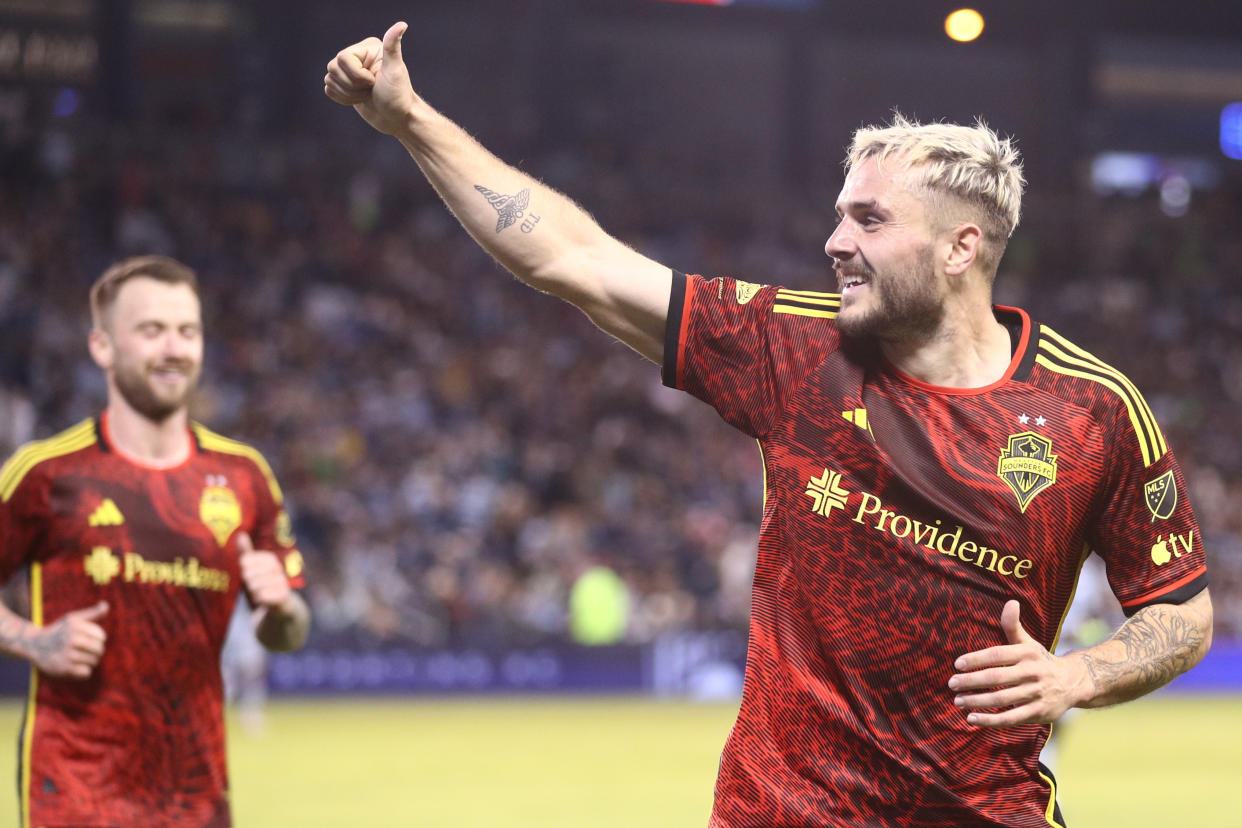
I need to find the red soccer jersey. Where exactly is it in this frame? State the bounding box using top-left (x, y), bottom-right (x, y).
top-left (0, 414), bottom-right (305, 828)
top-left (663, 273), bottom-right (1207, 828)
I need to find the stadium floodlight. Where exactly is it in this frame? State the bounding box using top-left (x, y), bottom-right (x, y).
top-left (1221, 103), bottom-right (1242, 160)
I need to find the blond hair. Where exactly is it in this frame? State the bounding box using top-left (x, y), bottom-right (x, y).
top-left (90, 255), bottom-right (200, 330)
top-left (847, 113), bottom-right (1025, 271)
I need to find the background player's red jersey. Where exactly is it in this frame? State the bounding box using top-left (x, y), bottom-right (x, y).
top-left (0, 414), bottom-right (305, 828)
top-left (663, 273), bottom-right (1208, 828)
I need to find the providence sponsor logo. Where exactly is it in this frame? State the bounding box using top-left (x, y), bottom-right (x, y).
top-left (805, 469), bottom-right (1035, 579)
top-left (123, 553), bottom-right (230, 592)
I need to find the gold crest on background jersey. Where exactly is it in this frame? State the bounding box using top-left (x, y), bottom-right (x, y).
top-left (997, 432), bottom-right (1058, 513)
top-left (200, 485), bottom-right (242, 546)
top-left (1144, 470), bottom-right (1176, 521)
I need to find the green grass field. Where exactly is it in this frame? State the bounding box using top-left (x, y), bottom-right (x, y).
top-left (1, 693), bottom-right (1239, 826)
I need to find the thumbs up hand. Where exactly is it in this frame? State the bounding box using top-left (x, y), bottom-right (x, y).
top-left (237, 532), bottom-right (293, 615)
top-left (947, 600), bottom-right (1088, 728)
top-left (29, 600), bottom-right (109, 680)
top-left (324, 21), bottom-right (419, 136)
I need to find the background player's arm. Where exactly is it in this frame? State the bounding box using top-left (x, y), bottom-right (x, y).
top-left (324, 22), bottom-right (671, 363)
top-left (238, 532), bottom-right (310, 652)
top-left (949, 591), bottom-right (1212, 727)
top-left (0, 597), bottom-right (108, 679)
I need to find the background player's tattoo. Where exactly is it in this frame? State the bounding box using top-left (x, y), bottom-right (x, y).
top-left (474, 185), bottom-right (540, 233)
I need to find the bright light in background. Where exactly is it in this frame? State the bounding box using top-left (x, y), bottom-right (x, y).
top-left (945, 9), bottom-right (984, 42)
top-left (1221, 103), bottom-right (1242, 160)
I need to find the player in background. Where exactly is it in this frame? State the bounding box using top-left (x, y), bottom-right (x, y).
top-left (325, 23), bottom-right (1212, 827)
top-left (0, 256), bottom-right (311, 828)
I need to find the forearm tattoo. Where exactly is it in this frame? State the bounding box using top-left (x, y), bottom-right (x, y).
top-left (474, 184), bottom-right (540, 233)
top-left (1080, 601), bottom-right (1208, 704)
top-left (0, 613), bottom-right (59, 663)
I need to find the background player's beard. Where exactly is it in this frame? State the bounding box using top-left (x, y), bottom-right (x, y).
top-left (113, 357), bottom-right (200, 422)
top-left (835, 244), bottom-right (944, 342)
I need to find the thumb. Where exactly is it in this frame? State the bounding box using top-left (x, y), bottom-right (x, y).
top-left (383, 21), bottom-right (407, 65)
top-left (236, 531), bottom-right (254, 556)
top-left (77, 600), bottom-right (109, 621)
top-left (1000, 599), bottom-right (1033, 645)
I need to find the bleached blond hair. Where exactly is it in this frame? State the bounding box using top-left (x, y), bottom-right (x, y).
top-left (847, 113), bottom-right (1025, 272)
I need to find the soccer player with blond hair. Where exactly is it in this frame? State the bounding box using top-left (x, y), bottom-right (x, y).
top-left (326, 23), bottom-right (1210, 826)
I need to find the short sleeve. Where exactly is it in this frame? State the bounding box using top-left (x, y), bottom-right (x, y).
top-left (662, 272), bottom-right (838, 438)
top-left (0, 457), bottom-right (44, 585)
top-left (244, 458), bottom-right (306, 590)
top-left (1088, 406), bottom-right (1207, 616)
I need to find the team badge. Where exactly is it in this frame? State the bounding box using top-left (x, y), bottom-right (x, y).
top-left (1144, 470), bottom-right (1177, 521)
top-left (84, 546), bottom-right (121, 586)
top-left (200, 485), bottom-right (242, 547)
top-left (735, 281), bottom-right (763, 305)
top-left (997, 431), bottom-right (1058, 513)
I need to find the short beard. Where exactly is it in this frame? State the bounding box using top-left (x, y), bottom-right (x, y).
top-left (835, 244), bottom-right (944, 342)
top-left (113, 360), bottom-right (198, 423)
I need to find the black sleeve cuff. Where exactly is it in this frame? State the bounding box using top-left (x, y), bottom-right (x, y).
top-left (661, 270), bottom-right (687, 389)
top-left (1122, 571), bottom-right (1209, 617)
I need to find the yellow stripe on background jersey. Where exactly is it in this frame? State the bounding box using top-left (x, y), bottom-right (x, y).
top-left (191, 423), bottom-right (284, 504)
top-left (0, 420), bottom-right (97, 503)
top-left (20, 563), bottom-right (44, 828)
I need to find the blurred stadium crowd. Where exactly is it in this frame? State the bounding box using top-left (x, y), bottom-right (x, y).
top-left (2, 112), bottom-right (1240, 649)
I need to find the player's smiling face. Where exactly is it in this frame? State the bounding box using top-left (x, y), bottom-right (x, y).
top-left (825, 156), bottom-right (945, 341)
top-left (99, 277), bottom-right (204, 422)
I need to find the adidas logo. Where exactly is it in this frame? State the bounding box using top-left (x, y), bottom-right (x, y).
top-left (88, 498), bottom-right (125, 527)
top-left (842, 408), bottom-right (875, 439)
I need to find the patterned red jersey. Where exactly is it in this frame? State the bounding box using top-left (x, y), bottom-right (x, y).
top-left (663, 273), bottom-right (1207, 828)
top-left (0, 414), bottom-right (305, 828)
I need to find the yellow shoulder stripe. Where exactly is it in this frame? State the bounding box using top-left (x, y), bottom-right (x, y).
top-left (774, 288), bottom-right (841, 300)
top-left (1036, 326), bottom-right (1167, 467)
top-left (774, 289), bottom-right (840, 318)
top-left (0, 419), bottom-right (97, 503)
top-left (773, 305), bottom-right (839, 319)
top-left (191, 423), bottom-right (284, 504)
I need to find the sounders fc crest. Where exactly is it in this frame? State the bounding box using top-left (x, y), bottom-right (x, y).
top-left (1144, 470), bottom-right (1177, 521)
top-left (200, 485), bottom-right (242, 546)
top-left (997, 431), bottom-right (1058, 513)
top-left (735, 281), bottom-right (764, 305)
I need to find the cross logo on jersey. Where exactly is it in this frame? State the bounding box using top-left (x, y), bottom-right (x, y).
top-left (805, 469), bottom-right (851, 517)
top-left (996, 431), bottom-right (1058, 513)
top-left (84, 546), bottom-right (121, 586)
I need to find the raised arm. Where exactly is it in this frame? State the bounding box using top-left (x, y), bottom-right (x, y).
top-left (948, 590), bottom-right (1213, 727)
top-left (324, 21), bottom-right (672, 363)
